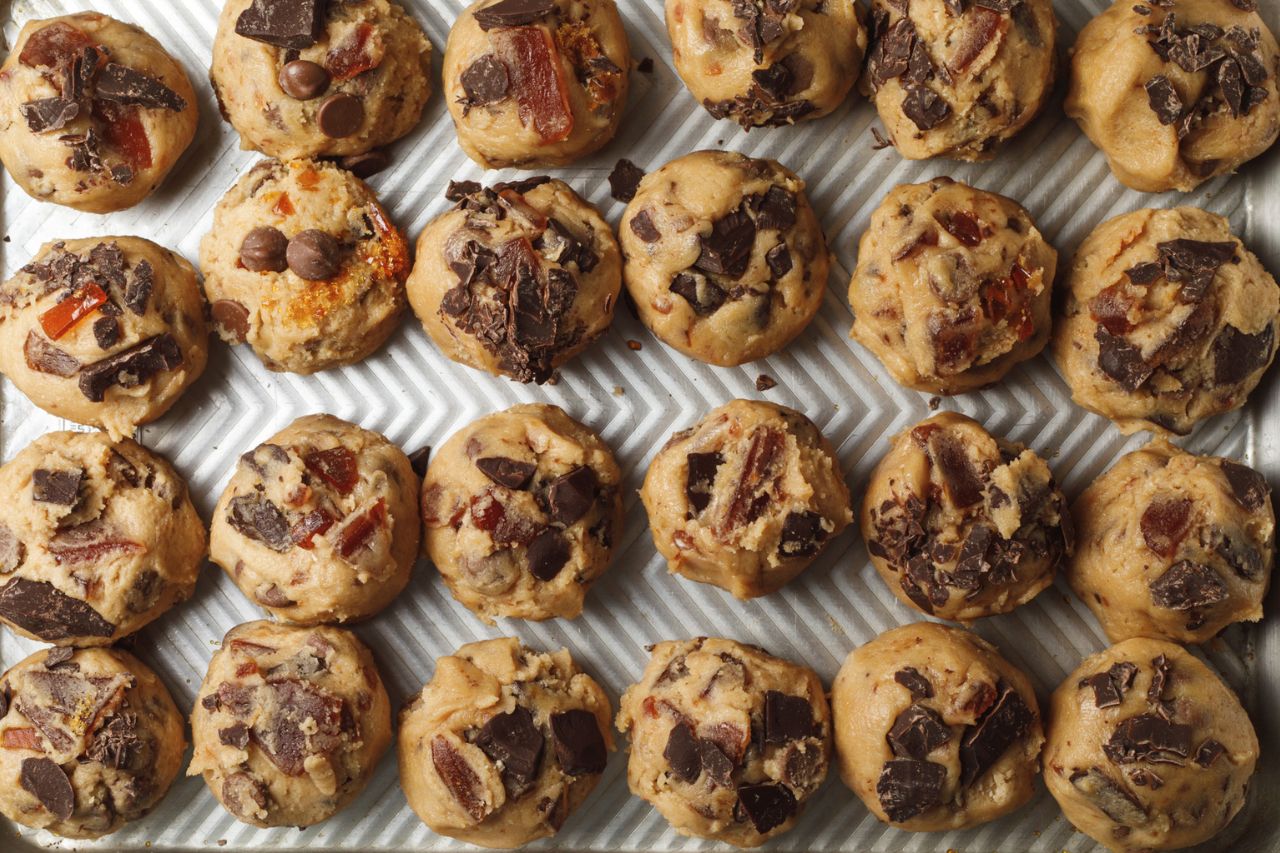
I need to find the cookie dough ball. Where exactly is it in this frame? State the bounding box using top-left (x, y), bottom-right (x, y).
top-left (0, 646), bottom-right (185, 839)
top-left (863, 412), bottom-right (1071, 621)
top-left (616, 637), bottom-right (830, 847)
top-left (421, 404), bottom-right (623, 623)
top-left (848, 177), bottom-right (1057, 394)
top-left (666, 0), bottom-right (867, 129)
top-left (209, 414), bottom-right (419, 625)
top-left (408, 177), bottom-right (621, 384)
top-left (862, 0), bottom-right (1056, 160)
top-left (1052, 207), bottom-right (1280, 436)
top-left (443, 0), bottom-right (630, 169)
top-left (832, 623), bottom-right (1043, 831)
top-left (399, 637), bottom-right (614, 848)
top-left (200, 158), bottom-right (410, 374)
top-left (1044, 638), bottom-right (1259, 852)
top-left (1069, 441), bottom-right (1273, 645)
top-left (0, 13), bottom-right (198, 213)
top-left (211, 0), bottom-right (432, 160)
top-left (0, 431), bottom-right (205, 646)
top-left (0, 237), bottom-right (208, 439)
top-left (1066, 0), bottom-right (1280, 193)
top-left (641, 400), bottom-right (851, 599)
top-left (620, 151), bottom-right (829, 366)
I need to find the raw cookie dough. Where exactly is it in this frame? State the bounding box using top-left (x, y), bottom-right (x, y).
top-left (421, 403), bottom-right (623, 623)
top-left (862, 412), bottom-right (1071, 621)
top-left (408, 177), bottom-right (621, 384)
top-left (861, 0), bottom-right (1056, 160)
top-left (641, 399), bottom-right (852, 599)
top-left (0, 237), bottom-right (208, 439)
top-left (0, 646), bottom-right (185, 839)
top-left (211, 0), bottom-right (433, 161)
top-left (1044, 638), bottom-right (1259, 853)
top-left (210, 414), bottom-right (419, 625)
top-left (1066, 0), bottom-right (1280, 193)
top-left (1069, 441), bottom-right (1273, 645)
top-left (0, 12), bottom-right (198, 213)
top-left (443, 0), bottom-right (630, 169)
top-left (0, 430), bottom-right (205, 647)
top-left (831, 622), bottom-right (1043, 831)
top-left (620, 150), bottom-right (829, 366)
top-left (399, 637), bottom-right (614, 848)
top-left (1052, 207), bottom-right (1280, 436)
top-left (848, 177), bottom-right (1057, 394)
top-left (616, 637), bottom-right (830, 847)
top-left (666, 0), bottom-right (867, 129)
top-left (200, 158), bottom-right (410, 374)
top-left (189, 620), bottom-right (392, 828)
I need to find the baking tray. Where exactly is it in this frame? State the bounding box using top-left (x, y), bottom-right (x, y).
top-left (0, 0), bottom-right (1276, 850)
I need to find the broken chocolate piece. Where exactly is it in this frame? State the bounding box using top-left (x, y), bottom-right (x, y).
top-left (895, 667), bottom-right (934, 700)
top-left (1071, 766), bottom-right (1147, 825)
top-left (476, 457), bottom-right (537, 489)
top-left (20, 757), bottom-right (74, 821)
top-left (0, 523), bottom-right (25, 574)
top-left (25, 331), bottom-right (81, 377)
top-left (0, 577), bottom-right (115, 640)
top-left (764, 691), bottom-right (814, 744)
top-left (1104, 712), bottom-right (1192, 765)
top-left (685, 451), bottom-right (723, 515)
top-left (608, 158), bottom-right (645, 203)
top-left (550, 709), bottom-right (607, 774)
top-left (476, 706), bottom-right (544, 796)
top-left (1194, 738), bottom-right (1225, 767)
top-left (95, 63), bottom-right (186, 111)
top-left (1080, 661), bottom-right (1139, 709)
top-left (736, 782), bottom-right (797, 833)
top-left (1149, 560), bottom-right (1228, 611)
top-left (1145, 75), bottom-right (1184, 125)
top-left (1220, 460), bottom-right (1269, 512)
top-left (959, 684), bottom-right (1034, 785)
top-left (227, 494), bottom-right (292, 552)
top-left (21, 97), bottom-right (79, 133)
top-left (664, 722), bottom-right (701, 782)
top-left (474, 0), bottom-right (556, 30)
top-left (32, 468), bottom-right (82, 506)
top-left (669, 272), bottom-right (726, 316)
top-left (78, 334), bottom-right (182, 402)
top-left (888, 704), bottom-right (952, 760)
top-left (695, 208), bottom-right (756, 279)
top-left (1212, 324), bottom-right (1274, 386)
top-left (461, 55), bottom-right (510, 107)
top-left (526, 528), bottom-right (570, 581)
top-left (235, 0), bottom-right (326, 49)
top-left (778, 511), bottom-right (825, 558)
top-left (1095, 327), bottom-right (1154, 392)
top-left (877, 758), bottom-right (946, 822)
top-left (93, 315), bottom-right (120, 349)
top-left (629, 210), bottom-right (661, 243)
top-left (547, 466), bottom-right (596, 525)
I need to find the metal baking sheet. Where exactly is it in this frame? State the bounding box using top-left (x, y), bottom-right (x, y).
top-left (1, 0), bottom-right (1276, 850)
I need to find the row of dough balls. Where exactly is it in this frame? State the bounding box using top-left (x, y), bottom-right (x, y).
top-left (0, 623), bottom-right (1259, 853)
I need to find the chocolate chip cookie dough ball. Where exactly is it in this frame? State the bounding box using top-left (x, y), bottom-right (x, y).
top-left (0, 431), bottom-right (205, 647)
top-left (189, 621), bottom-right (391, 828)
top-left (666, 0), bottom-right (867, 129)
top-left (0, 237), bottom-right (208, 440)
top-left (1044, 638), bottom-right (1258, 852)
top-left (211, 0), bottom-right (432, 161)
top-left (620, 151), bottom-right (829, 366)
top-left (862, 0), bottom-right (1056, 160)
top-left (1067, 0), bottom-right (1280, 193)
top-left (0, 12), bottom-right (198, 213)
top-left (0, 646), bottom-right (185, 839)
top-left (1052, 207), bottom-right (1280, 436)
top-left (209, 414), bottom-right (419, 625)
top-left (641, 400), bottom-right (851, 599)
top-left (848, 177), bottom-right (1057, 394)
top-left (200, 158), bottom-right (410, 374)
top-left (831, 623), bottom-right (1043, 831)
top-left (399, 637), bottom-right (613, 848)
top-left (444, 0), bottom-right (630, 169)
top-left (408, 177), bottom-right (621, 384)
top-left (862, 412), bottom-right (1071, 621)
top-left (616, 637), bottom-right (830, 847)
top-left (421, 404), bottom-right (623, 624)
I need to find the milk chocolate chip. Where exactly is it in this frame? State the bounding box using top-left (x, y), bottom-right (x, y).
top-left (279, 59), bottom-right (330, 100)
top-left (317, 93), bottom-right (364, 138)
top-left (240, 226), bottom-right (289, 272)
top-left (286, 230), bottom-right (341, 280)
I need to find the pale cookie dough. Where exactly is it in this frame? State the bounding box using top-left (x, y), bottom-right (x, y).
top-left (399, 637), bottom-right (614, 848)
top-left (0, 12), bottom-right (198, 213)
top-left (862, 0), bottom-right (1056, 160)
top-left (831, 622), bottom-right (1043, 831)
top-left (1044, 638), bottom-right (1259, 853)
top-left (666, 0), bottom-right (867, 129)
top-left (210, 414), bottom-right (419, 625)
top-left (1069, 441), bottom-right (1273, 645)
top-left (862, 412), bottom-right (1071, 621)
top-left (421, 404), bottom-right (623, 623)
top-left (848, 177), bottom-right (1057, 394)
top-left (189, 620), bottom-right (392, 828)
top-left (211, 0), bottom-right (433, 161)
top-left (1066, 0), bottom-right (1280, 193)
top-left (641, 399), bottom-right (852, 599)
top-left (0, 646), bottom-right (185, 839)
top-left (200, 158), bottom-right (410, 374)
top-left (408, 177), bottom-right (621, 384)
top-left (620, 150), bottom-right (829, 366)
top-left (443, 0), bottom-right (630, 169)
top-left (0, 237), bottom-right (208, 439)
top-left (0, 430), bottom-right (205, 647)
top-left (1052, 207), bottom-right (1280, 436)
top-left (616, 637), bottom-right (830, 847)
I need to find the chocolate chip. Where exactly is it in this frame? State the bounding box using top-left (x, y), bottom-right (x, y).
top-left (461, 55), bottom-right (510, 107)
top-left (316, 93), bottom-right (364, 138)
top-left (1104, 712), bottom-right (1192, 765)
top-left (235, 0), bottom-right (325, 49)
top-left (695, 207), bottom-right (756, 279)
top-left (78, 334), bottom-right (182, 402)
top-left (20, 757), bottom-right (74, 820)
top-left (255, 583), bottom-right (296, 608)
top-left (669, 272), bottom-right (726, 316)
top-left (1220, 460), bottom-right (1269, 511)
top-left (894, 667), bottom-right (933, 700)
top-left (240, 226), bottom-right (289, 273)
top-left (685, 451), bottom-right (723, 515)
top-left (228, 494), bottom-right (291, 552)
top-left (778, 511), bottom-right (825, 558)
top-left (1149, 560), bottom-right (1228, 610)
top-left (212, 300), bottom-right (252, 343)
top-left (21, 97), bottom-right (79, 132)
top-left (547, 466), bottom-right (596, 525)
top-left (763, 691), bottom-right (814, 744)
top-left (474, 0), bottom-right (556, 30)
top-left (736, 782), bottom-right (796, 833)
top-left (95, 63), bottom-right (186, 111)
top-left (629, 209), bottom-right (661, 243)
top-left (92, 315), bottom-right (120, 350)
top-left (1079, 661), bottom-right (1139, 709)
top-left (32, 469), bottom-right (82, 505)
top-left (526, 528), bottom-right (570, 581)
top-left (1095, 327), bottom-right (1154, 392)
top-left (338, 149), bottom-right (390, 178)
top-left (1194, 739), bottom-right (1225, 767)
top-left (476, 706), bottom-right (544, 796)
top-left (550, 709), bottom-right (607, 775)
top-left (608, 159), bottom-right (645, 202)
top-left (286, 230), bottom-right (341, 280)
top-left (1148, 654), bottom-right (1173, 704)
top-left (0, 577), bottom-right (115, 640)
top-left (888, 704), bottom-right (952, 760)
top-left (877, 758), bottom-right (945, 822)
top-left (476, 457), bottom-right (536, 490)
top-left (1212, 324), bottom-right (1274, 385)
top-left (1126, 261), bottom-right (1163, 284)
top-left (279, 59), bottom-right (330, 100)
top-left (959, 684), bottom-right (1034, 786)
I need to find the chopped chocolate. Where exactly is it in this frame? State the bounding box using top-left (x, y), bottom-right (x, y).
top-left (664, 722), bottom-right (702, 782)
top-left (629, 210), bottom-right (661, 242)
top-left (21, 97), bottom-right (79, 133)
top-left (736, 782), bottom-right (797, 833)
top-left (1140, 497), bottom-right (1192, 559)
top-left (235, 0), bottom-right (326, 49)
top-left (764, 691), bottom-right (814, 744)
top-left (1149, 560), bottom-right (1228, 610)
top-left (923, 429), bottom-right (984, 508)
top-left (695, 207), bottom-right (756, 279)
top-left (25, 331), bottom-right (80, 377)
top-left (755, 373), bottom-right (777, 391)
top-left (1220, 460), bottom-right (1269, 511)
top-left (286, 230), bottom-right (341, 280)
top-left (547, 466), bottom-right (596, 525)
top-left (0, 577), bottom-right (115, 640)
top-left (255, 583), bottom-right (296, 608)
top-left (1126, 261), bottom-right (1163, 284)
top-left (778, 511), bottom-right (825, 558)
top-left (1194, 738), bottom-right (1225, 767)
top-left (431, 737), bottom-right (488, 821)
top-left (902, 85), bottom-right (951, 131)
top-left (550, 709), bottom-right (607, 775)
top-left (95, 63), bottom-right (186, 111)
top-left (895, 667), bottom-right (933, 700)
top-left (608, 158), bottom-right (645, 202)
top-left (765, 242), bottom-right (793, 279)
top-left (1147, 654), bottom-right (1173, 704)
top-left (461, 55), bottom-right (510, 107)
top-left (685, 451), bottom-right (723, 515)
top-left (876, 758), bottom-right (946, 822)
top-left (1213, 324), bottom-right (1274, 385)
top-left (476, 457), bottom-right (537, 490)
top-left (78, 334), bottom-right (182, 402)
top-left (527, 528), bottom-right (570, 581)
top-left (477, 705), bottom-right (544, 796)
top-left (475, 0), bottom-right (556, 29)
top-left (959, 684), bottom-right (1034, 785)
top-left (1157, 238), bottom-right (1236, 301)
top-left (32, 468), bottom-right (83, 506)
top-left (20, 757), bottom-right (74, 820)
top-left (123, 260), bottom-right (154, 315)
top-left (722, 427), bottom-right (784, 532)
top-left (1095, 327), bottom-right (1154, 392)
top-left (888, 704), bottom-right (952, 760)
top-left (1145, 75), bottom-right (1184, 125)
top-left (227, 494), bottom-right (292, 552)
top-left (1104, 712), bottom-right (1192, 765)
top-left (219, 723), bottom-right (251, 749)
top-left (408, 446), bottom-right (431, 478)
top-left (1080, 662), bottom-right (1139, 709)
top-left (669, 272), bottom-right (727, 316)
top-left (93, 315), bottom-right (120, 349)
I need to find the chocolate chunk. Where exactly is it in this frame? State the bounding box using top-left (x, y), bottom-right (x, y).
top-left (765, 242), bottom-right (792, 279)
top-left (0, 523), bottom-right (25, 574)
top-left (959, 685), bottom-right (1034, 785)
top-left (32, 469), bottom-right (83, 505)
top-left (240, 226), bottom-right (289, 273)
top-left (924, 429), bottom-right (984, 508)
top-left (235, 0), bottom-right (325, 49)
top-left (24, 332), bottom-right (80, 377)
top-left (526, 528), bottom-right (570, 581)
top-left (255, 583), bottom-right (295, 608)
top-left (212, 300), bottom-right (251, 343)
top-left (1213, 324), bottom-right (1274, 385)
top-left (755, 373), bottom-right (777, 391)
top-left (664, 723), bottom-right (702, 782)
top-left (21, 97), bottom-right (79, 132)
top-left (1126, 261), bottom-right (1163, 284)
top-left (669, 272), bottom-right (726, 316)
top-left (219, 723), bottom-right (251, 749)
top-left (888, 704), bottom-right (952, 760)
top-left (20, 757), bottom-right (74, 820)
top-left (877, 758), bottom-right (946, 822)
top-left (43, 646), bottom-right (75, 669)
top-left (1157, 238), bottom-right (1236, 301)
top-left (123, 260), bottom-right (153, 315)
top-left (95, 63), bottom-right (186, 111)
top-left (461, 55), bottom-right (510, 106)
top-left (316, 93), bottom-right (364, 138)
top-left (1194, 739), bottom-right (1225, 767)
top-left (278, 59), bottom-right (330, 100)
top-left (1220, 460), bottom-right (1269, 511)
top-left (408, 446), bottom-right (431, 477)
top-left (476, 706), bottom-right (544, 796)
top-left (778, 511), bottom-right (825, 558)
top-left (474, 0), bottom-right (556, 30)
top-left (629, 210), bottom-right (661, 243)
top-left (1219, 57), bottom-right (1246, 117)
top-left (608, 158), bottom-right (645, 202)
top-left (685, 451), bottom-right (723, 515)
top-left (0, 577), bottom-right (115, 640)
top-left (77, 334), bottom-right (182, 401)
top-left (1104, 713), bottom-right (1192, 765)
top-left (736, 782), bottom-right (797, 833)
top-left (286, 230), bottom-right (341, 280)
top-left (338, 149), bottom-right (390, 178)
top-left (550, 709), bottom-right (607, 775)
top-left (431, 737), bottom-right (487, 820)
top-left (92, 315), bottom-right (120, 349)
top-left (756, 186), bottom-right (797, 231)
top-left (902, 85), bottom-right (951, 130)
top-left (1149, 560), bottom-right (1227, 610)
top-left (227, 494), bottom-right (292, 551)
top-left (1145, 75), bottom-right (1183, 125)
top-left (547, 466), bottom-right (596, 525)
top-left (1147, 654), bottom-right (1173, 704)
top-left (1079, 662), bottom-right (1139, 709)
top-left (894, 667), bottom-right (933, 700)
top-left (764, 691), bottom-right (814, 744)
top-left (695, 208), bottom-right (756, 279)
top-left (1140, 497), bottom-right (1192, 559)
top-left (1095, 327), bottom-right (1154, 391)
top-left (1071, 766), bottom-right (1147, 824)
top-left (476, 457), bottom-right (536, 489)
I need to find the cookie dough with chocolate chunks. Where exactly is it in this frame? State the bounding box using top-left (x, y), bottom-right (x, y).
top-left (832, 622), bottom-right (1044, 831)
top-left (1044, 638), bottom-right (1258, 853)
top-left (1052, 207), bottom-right (1279, 436)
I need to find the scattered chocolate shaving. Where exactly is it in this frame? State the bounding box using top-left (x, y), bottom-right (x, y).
top-left (476, 706), bottom-right (544, 797)
top-left (608, 159), bottom-right (645, 202)
top-left (877, 758), bottom-right (946, 822)
top-left (475, 0), bottom-right (556, 30)
top-left (1149, 560), bottom-right (1228, 610)
top-left (736, 782), bottom-right (797, 833)
top-left (476, 457), bottom-right (536, 490)
top-left (0, 577), bottom-right (115, 640)
top-left (550, 709), bottom-right (607, 774)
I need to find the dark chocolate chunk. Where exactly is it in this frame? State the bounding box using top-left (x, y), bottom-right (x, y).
top-left (20, 757), bottom-right (74, 820)
top-left (1104, 712), bottom-right (1192, 765)
top-left (550, 709), bottom-right (607, 775)
top-left (279, 59), bottom-right (330, 100)
top-left (669, 272), bottom-right (726, 316)
top-left (1149, 560), bottom-right (1227, 610)
top-left (755, 373), bottom-right (777, 391)
top-left (77, 334), bottom-right (182, 402)
top-left (608, 158), bottom-right (645, 203)
top-left (1219, 57), bottom-right (1246, 117)
top-left (1095, 327), bottom-right (1154, 391)
top-left (21, 97), bottom-right (79, 133)
top-left (235, 0), bottom-right (326, 49)
top-left (0, 577), bottom-right (115, 640)
top-left (959, 685), bottom-right (1034, 786)
top-left (778, 511), bottom-right (825, 558)
top-left (765, 242), bottom-right (792, 278)
top-left (32, 469), bottom-right (82, 506)
top-left (888, 704), bottom-right (952, 760)
top-left (685, 451), bottom-right (723, 515)
top-left (629, 209), bottom-right (661, 242)
top-left (664, 722), bottom-right (702, 782)
top-left (894, 667), bottom-right (933, 700)
top-left (24, 331), bottom-right (80, 377)
top-left (227, 494), bottom-right (292, 552)
top-left (316, 93), bottom-right (364, 138)
top-left (123, 260), bottom-right (153, 316)
top-left (92, 315), bottom-right (120, 350)
top-left (547, 466), bottom-right (596, 525)
top-left (1148, 654), bottom-right (1173, 704)
top-left (1212, 324), bottom-right (1274, 385)
top-left (338, 149), bottom-right (390, 178)
top-left (736, 782), bottom-right (797, 833)
top-left (1220, 460), bottom-right (1269, 511)
top-left (1145, 75), bottom-right (1184, 125)
top-left (1157, 238), bottom-right (1236, 301)
top-left (902, 85), bottom-right (951, 130)
top-left (1079, 661), bottom-right (1139, 709)
top-left (1126, 261), bottom-right (1163, 284)
top-left (476, 457), bottom-right (537, 490)
top-left (876, 758), bottom-right (946, 822)
top-left (1194, 739), bottom-right (1225, 767)
top-left (695, 208), bottom-right (756, 279)
top-left (474, 0), bottom-right (556, 30)
top-left (764, 691), bottom-right (814, 744)
top-left (408, 446), bottom-right (431, 477)
top-left (756, 186), bottom-right (797, 231)
top-left (476, 705), bottom-right (544, 796)
top-left (286, 230), bottom-right (341, 280)
top-left (924, 429), bottom-right (984, 508)
top-left (95, 63), bottom-right (186, 111)
top-left (461, 55), bottom-right (510, 107)
top-left (240, 226), bottom-right (290, 273)
top-left (219, 723), bottom-right (251, 749)
top-left (526, 528), bottom-right (570, 581)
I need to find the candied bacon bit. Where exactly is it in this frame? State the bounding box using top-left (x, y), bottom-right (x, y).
top-left (470, 491), bottom-right (506, 532)
top-left (19, 22), bottom-right (94, 68)
top-left (938, 211), bottom-right (984, 247)
top-left (364, 204), bottom-right (411, 282)
top-left (492, 26), bottom-right (573, 144)
top-left (1089, 285), bottom-right (1134, 335)
top-left (948, 6), bottom-right (1005, 74)
top-left (431, 736), bottom-right (488, 821)
top-left (273, 193), bottom-right (295, 216)
top-left (235, 661), bottom-right (259, 677)
top-left (229, 638), bottom-right (276, 656)
top-left (326, 22), bottom-right (380, 81)
top-left (338, 498), bottom-right (386, 558)
top-left (304, 447), bottom-right (359, 495)
top-left (39, 282), bottom-right (109, 340)
top-left (2, 727), bottom-right (44, 751)
top-left (48, 537), bottom-right (144, 565)
top-left (291, 509), bottom-right (335, 549)
top-left (95, 102), bottom-right (153, 169)
top-left (982, 263), bottom-right (1035, 341)
top-left (720, 427), bottom-right (785, 533)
